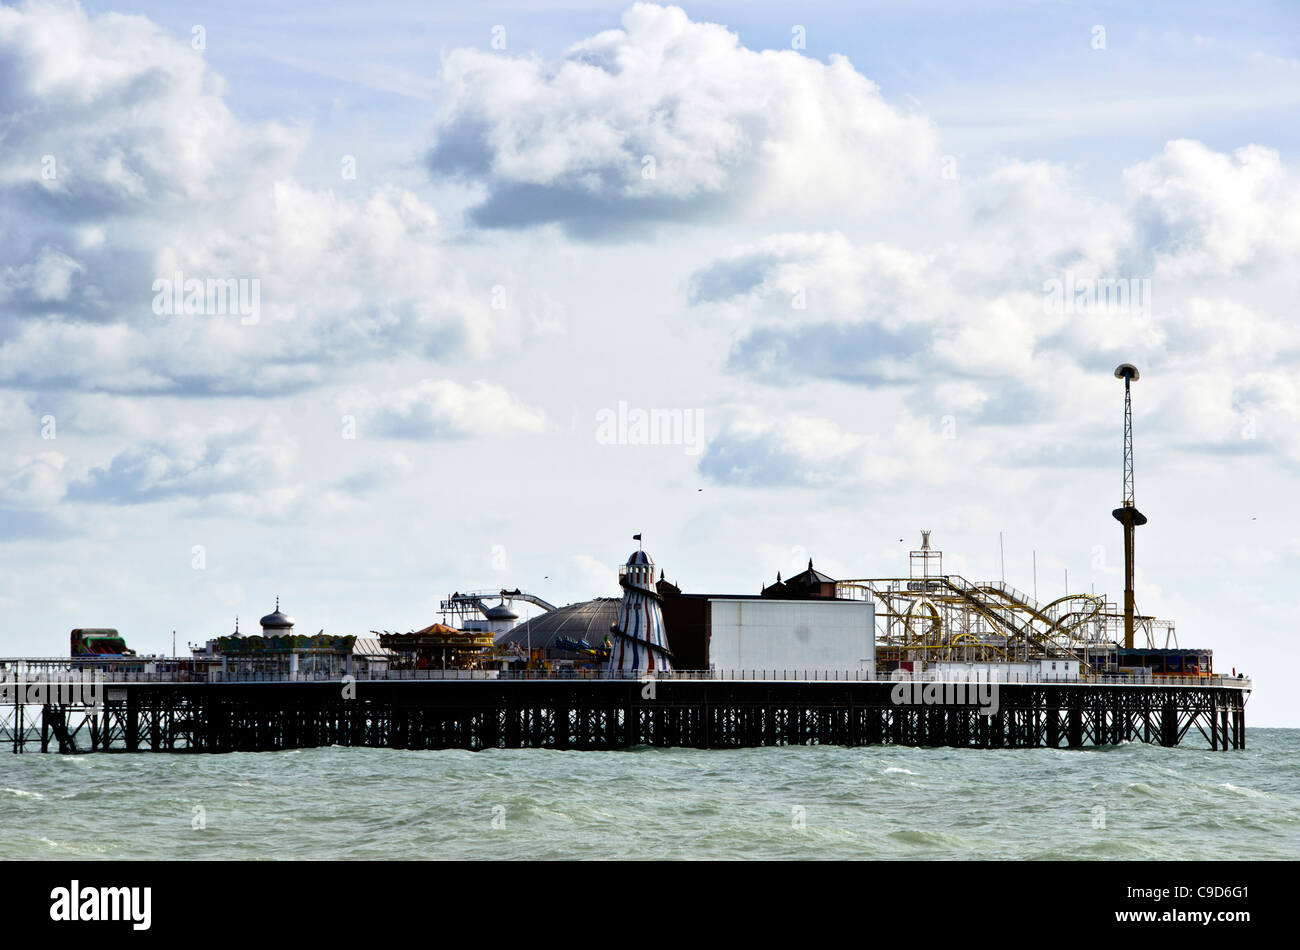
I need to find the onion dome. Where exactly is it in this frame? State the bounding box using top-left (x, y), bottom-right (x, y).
top-left (259, 596), bottom-right (295, 632)
top-left (485, 603), bottom-right (519, 621)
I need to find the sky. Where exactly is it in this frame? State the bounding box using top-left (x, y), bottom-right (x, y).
top-left (0, 0), bottom-right (1297, 725)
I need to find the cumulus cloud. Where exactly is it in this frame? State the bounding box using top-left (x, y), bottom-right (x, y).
top-left (0, 0), bottom-right (528, 396)
top-left (699, 414), bottom-right (866, 489)
top-left (68, 418), bottom-right (295, 504)
top-left (691, 232), bottom-right (957, 386)
top-left (698, 411), bottom-right (959, 490)
top-left (0, 245), bottom-right (85, 307)
top-left (694, 230), bottom-right (1052, 397)
top-left (428, 3), bottom-right (939, 235)
top-left (0, 420), bottom-right (73, 540)
top-left (688, 140), bottom-right (1300, 467)
top-left (964, 159), bottom-right (1133, 279)
top-left (0, 451), bottom-right (68, 506)
top-left (0, 392), bottom-right (34, 432)
top-left (1125, 140), bottom-right (1300, 278)
top-left (334, 451), bottom-right (416, 494)
top-left (338, 379), bottom-right (548, 440)
top-left (689, 232), bottom-right (936, 315)
top-left (0, 181), bottom-right (506, 396)
top-left (0, 0), bottom-right (302, 214)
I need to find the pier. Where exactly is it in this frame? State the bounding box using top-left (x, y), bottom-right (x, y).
top-left (0, 665), bottom-right (1250, 753)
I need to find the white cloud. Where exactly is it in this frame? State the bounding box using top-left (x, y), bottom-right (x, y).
top-left (1125, 140), bottom-right (1300, 278)
top-left (699, 410), bottom-right (960, 491)
top-left (338, 379), bottom-right (548, 439)
top-left (334, 451), bottom-right (416, 495)
top-left (0, 451), bottom-right (67, 506)
top-left (695, 229), bottom-right (1045, 392)
top-left (0, 245), bottom-right (84, 304)
top-left (689, 232), bottom-right (936, 324)
top-left (0, 0), bottom-right (302, 206)
top-left (0, 392), bottom-right (34, 433)
top-left (69, 417), bottom-right (296, 504)
top-left (429, 3), bottom-right (939, 233)
top-left (688, 139), bottom-right (1300, 472)
top-left (0, 0), bottom-right (530, 396)
top-left (700, 413), bottom-right (866, 489)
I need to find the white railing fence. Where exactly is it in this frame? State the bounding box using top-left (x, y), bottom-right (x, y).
top-left (0, 661), bottom-right (1252, 692)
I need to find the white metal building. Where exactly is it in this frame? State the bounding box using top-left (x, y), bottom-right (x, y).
top-left (706, 598), bottom-right (874, 676)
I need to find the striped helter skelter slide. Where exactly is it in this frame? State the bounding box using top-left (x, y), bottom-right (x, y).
top-left (607, 549), bottom-right (673, 674)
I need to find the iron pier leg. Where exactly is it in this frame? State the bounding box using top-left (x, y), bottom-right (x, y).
top-left (1160, 698), bottom-right (1177, 747)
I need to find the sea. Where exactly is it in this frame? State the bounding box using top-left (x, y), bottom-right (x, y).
top-left (1, 728), bottom-right (1296, 860)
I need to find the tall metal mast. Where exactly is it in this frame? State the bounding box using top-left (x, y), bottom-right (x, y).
top-left (1112, 364), bottom-right (1146, 650)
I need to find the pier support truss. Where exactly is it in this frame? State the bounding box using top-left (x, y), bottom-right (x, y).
top-left (1, 681), bottom-right (1247, 753)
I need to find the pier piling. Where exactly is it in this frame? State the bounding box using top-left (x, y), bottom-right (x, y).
top-left (1, 679), bottom-right (1250, 754)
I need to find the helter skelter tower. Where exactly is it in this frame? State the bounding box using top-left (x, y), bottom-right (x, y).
top-left (607, 539), bottom-right (674, 674)
top-left (1112, 364), bottom-right (1146, 650)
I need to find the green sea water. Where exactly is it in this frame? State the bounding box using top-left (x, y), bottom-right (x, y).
top-left (1, 728), bottom-right (1296, 860)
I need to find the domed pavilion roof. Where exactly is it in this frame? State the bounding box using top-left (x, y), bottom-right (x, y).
top-left (259, 597), bottom-right (295, 631)
top-left (495, 599), bottom-right (621, 658)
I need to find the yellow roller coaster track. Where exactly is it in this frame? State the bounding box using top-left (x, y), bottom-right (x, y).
top-left (837, 577), bottom-right (1109, 668)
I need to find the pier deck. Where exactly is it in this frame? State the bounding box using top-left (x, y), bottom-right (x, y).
top-left (0, 672), bottom-right (1250, 753)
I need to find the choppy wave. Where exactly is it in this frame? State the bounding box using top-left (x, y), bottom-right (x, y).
top-left (0, 728), bottom-right (1295, 860)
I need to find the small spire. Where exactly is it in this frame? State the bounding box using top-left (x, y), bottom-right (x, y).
top-left (776, 570), bottom-right (782, 583)
top-left (808, 558), bottom-right (814, 571)
top-left (275, 595), bottom-right (280, 610)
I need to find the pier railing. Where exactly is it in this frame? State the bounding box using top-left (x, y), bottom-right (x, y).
top-left (0, 659), bottom-right (1251, 691)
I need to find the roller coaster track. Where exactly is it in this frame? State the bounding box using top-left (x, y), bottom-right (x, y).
top-left (838, 575), bottom-right (1105, 666)
top-left (947, 576), bottom-right (1105, 664)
